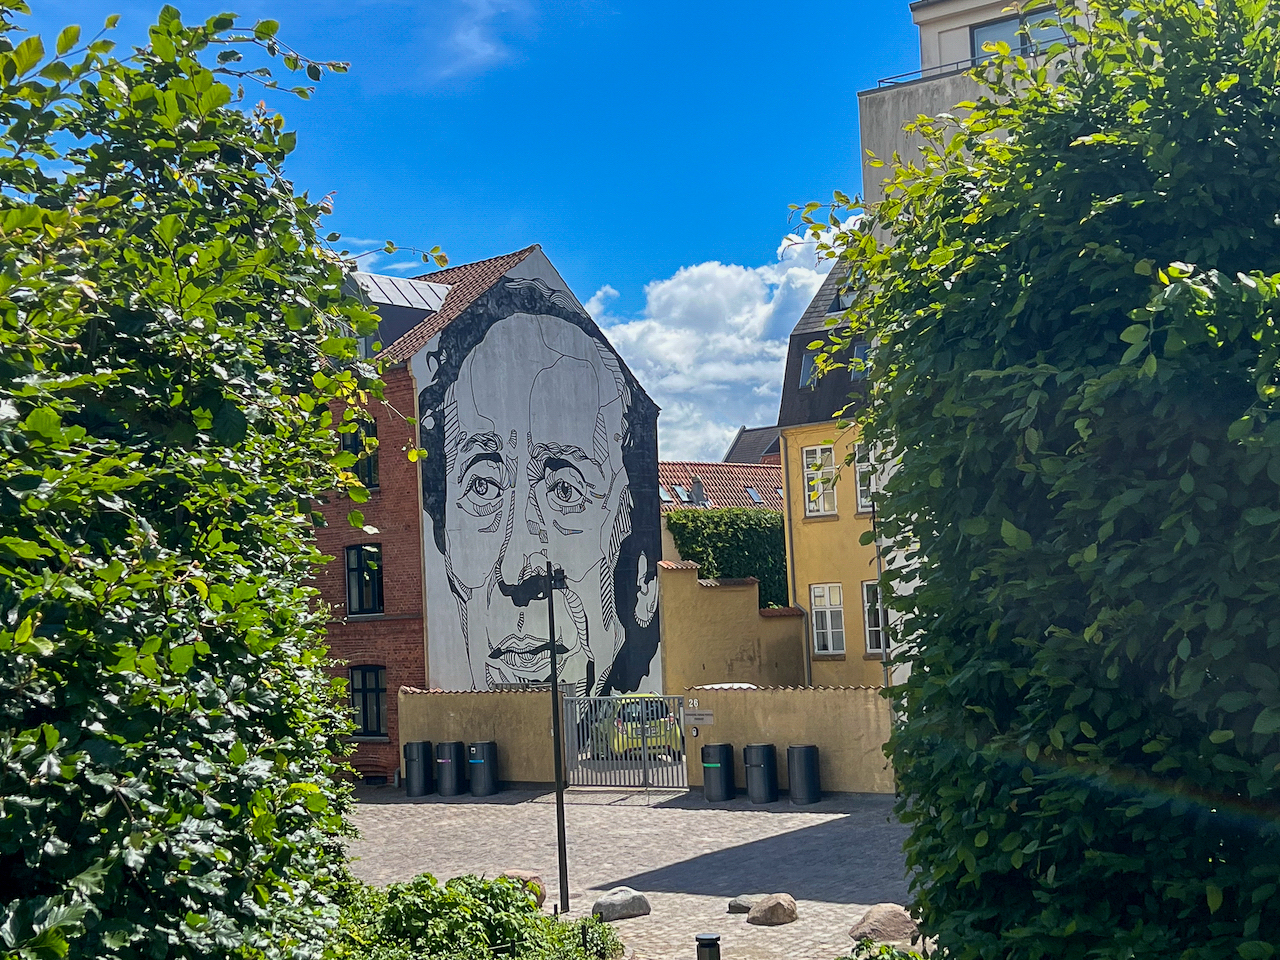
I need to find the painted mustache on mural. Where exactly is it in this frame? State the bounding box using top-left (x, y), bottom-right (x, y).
top-left (489, 574), bottom-right (583, 688)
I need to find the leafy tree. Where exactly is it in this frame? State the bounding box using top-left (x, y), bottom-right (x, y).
top-left (810, 1), bottom-right (1280, 957)
top-left (665, 507), bottom-right (787, 607)
top-left (0, 5), bottom-right (388, 958)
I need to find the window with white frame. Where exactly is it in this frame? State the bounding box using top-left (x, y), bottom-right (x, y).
top-left (802, 445), bottom-right (836, 516)
top-left (855, 443), bottom-right (874, 513)
top-left (863, 581), bottom-right (886, 654)
top-left (810, 583), bottom-right (845, 654)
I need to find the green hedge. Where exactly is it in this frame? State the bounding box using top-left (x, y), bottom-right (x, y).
top-left (665, 508), bottom-right (787, 607)
top-left (811, 1), bottom-right (1280, 957)
top-left (327, 875), bottom-right (622, 960)
top-left (0, 8), bottom-right (374, 959)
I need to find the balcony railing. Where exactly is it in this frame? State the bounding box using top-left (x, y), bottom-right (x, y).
top-left (877, 56), bottom-right (983, 88)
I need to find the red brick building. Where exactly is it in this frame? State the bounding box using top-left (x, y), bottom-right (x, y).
top-left (314, 365), bottom-right (426, 782)
top-left (314, 249), bottom-right (663, 781)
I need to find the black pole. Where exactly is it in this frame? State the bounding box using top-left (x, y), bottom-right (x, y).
top-left (546, 560), bottom-right (570, 914)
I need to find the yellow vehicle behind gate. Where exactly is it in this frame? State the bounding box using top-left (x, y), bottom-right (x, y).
top-left (608, 695), bottom-right (682, 758)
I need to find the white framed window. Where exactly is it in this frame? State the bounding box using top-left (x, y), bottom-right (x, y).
top-left (810, 583), bottom-right (845, 654)
top-left (863, 581), bottom-right (886, 654)
top-left (802, 445), bottom-right (836, 516)
top-left (855, 443), bottom-right (874, 513)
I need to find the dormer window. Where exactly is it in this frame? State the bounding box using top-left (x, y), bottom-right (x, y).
top-left (826, 286), bottom-right (854, 315)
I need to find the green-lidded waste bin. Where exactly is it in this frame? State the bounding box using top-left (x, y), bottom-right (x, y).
top-left (701, 743), bottom-right (735, 802)
top-left (468, 741), bottom-right (498, 796)
top-left (436, 741), bottom-right (466, 796)
top-left (403, 740), bottom-right (431, 797)
top-left (743, 743), bottom-right (778, 804)
top-left (787, 744), bottom-right (821, 805)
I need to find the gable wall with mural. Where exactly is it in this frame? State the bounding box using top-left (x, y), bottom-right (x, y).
top-left (409, 251), bottom-right (663, 695)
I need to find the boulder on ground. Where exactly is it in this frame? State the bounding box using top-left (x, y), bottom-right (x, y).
top-left (848, 902), bottom-right (918, 944)
top-left (499, 870), bottom-right (546, 908)
top-left (592, 886), bottom-right (651, 922)
top-left (728, 895), bottom-right (756, 914)
top-left (746, 893), bottom-right (798, 926)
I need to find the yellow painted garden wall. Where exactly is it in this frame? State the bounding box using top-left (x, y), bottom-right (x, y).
top-left (657, 560), bottom-right (806, 692)
top-left (682, 685), bottom-right (894, 794)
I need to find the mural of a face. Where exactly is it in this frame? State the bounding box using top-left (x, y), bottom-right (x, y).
top-left (440, 313), bottom-right (635, 692)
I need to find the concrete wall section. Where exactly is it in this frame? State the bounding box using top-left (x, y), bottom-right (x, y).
top-left (411, 273), bottom-right (663, 697)
top-left (682, 686), bottom-right (893, 795)
top-left (857, 72), bottom-right (982, 207)
top-left (398, 688), bottom-right (557, 784)
top-left (658, 561), bottom-right (805, 692)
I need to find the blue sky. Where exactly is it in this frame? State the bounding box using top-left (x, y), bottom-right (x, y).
top-left (22, 1), bottom-right (920, 458)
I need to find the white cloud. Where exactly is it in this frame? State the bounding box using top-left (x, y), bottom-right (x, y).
top-left (594, 234), bottom-right (835, 462)
top-left (427, 0), bottom-right (537, 81)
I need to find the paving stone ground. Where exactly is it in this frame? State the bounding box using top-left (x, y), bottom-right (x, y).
top-left (348, 786), bottom-right (912, 960)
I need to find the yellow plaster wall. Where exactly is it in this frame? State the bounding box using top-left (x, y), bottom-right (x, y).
top-left (779, 421), bottom-right (885, 687)
top-left (658, 561), bottom-right (806, 692)
top-left (682, 685), bottom-right (894, 794)
top-left (397, 688), bottom-right (556, 783)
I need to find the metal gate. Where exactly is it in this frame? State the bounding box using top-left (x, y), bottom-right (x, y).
top-left (563, 695), bottom-right (687, 789)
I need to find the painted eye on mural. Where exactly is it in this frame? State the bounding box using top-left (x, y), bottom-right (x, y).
top-left (543, 462), bottom-right (587, 514)
top-left (458, 462), bottom-right (505, 517)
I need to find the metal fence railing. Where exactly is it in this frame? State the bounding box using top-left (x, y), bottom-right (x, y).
top-left (562, 695), bottom-right (687, 789)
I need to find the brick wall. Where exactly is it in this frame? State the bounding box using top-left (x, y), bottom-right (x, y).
top-left (314, 364), bottom-right (426, 781)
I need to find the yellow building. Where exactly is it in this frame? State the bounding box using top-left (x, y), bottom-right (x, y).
top-left (773, 267), bottom-right (891, 688)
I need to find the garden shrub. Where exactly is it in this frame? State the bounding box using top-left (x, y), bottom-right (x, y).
top-left (327, 875), bottom-right (623, 960)
top-left (808, 0), bottom-right (1280, 957)
top-left (0, 6), bottom-right (382, 959)
top-left (665, 507), bottom-right (787, 607)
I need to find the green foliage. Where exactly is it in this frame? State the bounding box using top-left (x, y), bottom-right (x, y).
top-left (808, 1), bottom-right (1280, 957)
top-left (0, 5), bottom-right (383, 959)
top-left (836, 941), bottom-right (922, 960)
top-left (327, 876), bottom-right (623, 960)
top-left (665, 507), bottom-right (787, 607)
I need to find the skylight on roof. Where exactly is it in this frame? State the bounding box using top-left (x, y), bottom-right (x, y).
top-left (673, 485), bottom-right (691, 502)
top-left (776, 488), bottom-right (784, 498)
top-left (659, 486), bottom-right (673, 503)
top-left (746, 487), bottom-right (763, 503)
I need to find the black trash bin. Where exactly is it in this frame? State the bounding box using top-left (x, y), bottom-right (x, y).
top-left (469, 741), bottom-right (499, 797)
top-left (743, 743), bottom-right (778, 804)
top-left (403, 740), bottom-right (432, 798)
top-left (435, 741), bottom-right (466, 796)
top-left (701, 743), bottom-right (735, 802)
top-left (787, 744), bottom-right (821, 805)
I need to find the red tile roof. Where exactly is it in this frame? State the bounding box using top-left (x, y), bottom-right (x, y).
top-left (657, 461), bottom-right (784, 513)
top-left (379, 245), bottom-right (539, 363)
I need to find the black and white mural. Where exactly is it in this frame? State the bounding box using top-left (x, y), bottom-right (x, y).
top-left (412, 271), bottom-right (662, 695)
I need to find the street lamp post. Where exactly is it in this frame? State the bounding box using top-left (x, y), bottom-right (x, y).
top-left (545, 560), bottom-right (570, 914)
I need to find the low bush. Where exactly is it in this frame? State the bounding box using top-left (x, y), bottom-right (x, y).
top-left (327, 874), bottom-right (622, 960)
top-left (837, 941), bottom-right (923, 960)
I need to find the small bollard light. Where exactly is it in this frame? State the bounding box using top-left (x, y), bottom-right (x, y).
top-left (696, 933), bottom-right (721, 960)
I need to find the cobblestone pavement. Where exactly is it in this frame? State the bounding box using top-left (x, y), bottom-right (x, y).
top-left (348, 786), bottom-right (911, 960)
